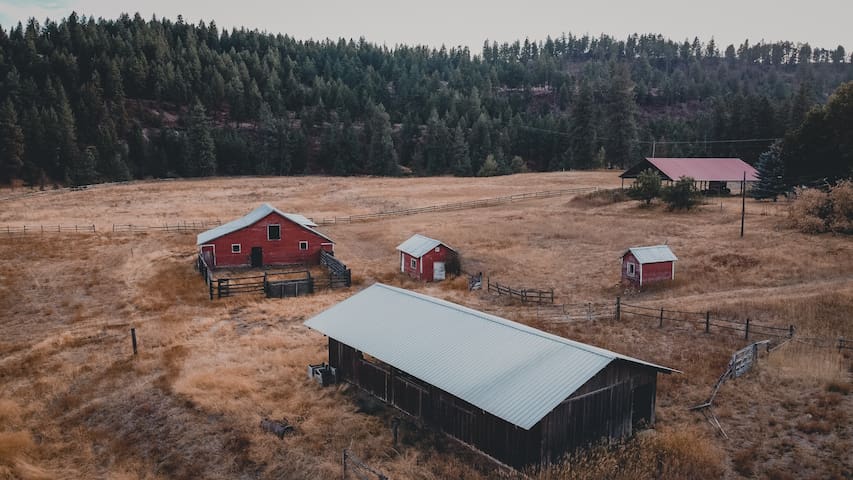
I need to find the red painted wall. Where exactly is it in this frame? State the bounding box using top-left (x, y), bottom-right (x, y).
top-left (621, 252), bottom-right (674, 287)
top-left (400, 244), bottom-right (454, 281)
top-left (201, 212), bottom-right (333, 268)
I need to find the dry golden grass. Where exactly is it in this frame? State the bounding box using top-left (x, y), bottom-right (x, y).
top-left (1, 171), bottom-right (851, 479)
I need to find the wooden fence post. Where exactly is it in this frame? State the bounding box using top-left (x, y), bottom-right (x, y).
top-left (745, 318), bottom-right (750, 340)
top-left (615, 297), bottom-right (621, 321)
top-left (705, 311), bottom-right (710, 333)
top-left (209, 280), bottom-right (214, 300)
top-left (130, 328), bottom-right (138, 355)
top-left (659, 308), bottom-right (664, 328)
top-left (342, 449), bottom-right (346, 480)
top-left (839, 337), bottom-right (845, 352)
top-left (789, 325), bottom-right (794, 338)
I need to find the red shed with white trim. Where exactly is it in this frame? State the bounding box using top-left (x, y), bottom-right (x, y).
top-left (197, 203), bottom-right (333, 269)
top-left (621, 245), bottom-right (677, 288)
top-left (396, 234), bottom-right (456, 282)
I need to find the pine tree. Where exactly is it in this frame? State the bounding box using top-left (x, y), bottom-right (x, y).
top-left (0, 100), bottom-right (25, 184)
top-left (451, 126), bottom-right (472, 176)
top-left (187, 101), bottom-right (217, 176)
top-left (752, 141), bottom-right (786, 200)
top-left (366, 103), bottom-right (397, 176)
top-left (568, 79), bottom-right (597, 169)
top-left (71, 146), bottom-right (98, 186)
top-left (604, 64), bottom-right (638, 168)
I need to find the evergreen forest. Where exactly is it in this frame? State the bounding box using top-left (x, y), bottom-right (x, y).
top-left (0, 12), bottom-right (851, 186)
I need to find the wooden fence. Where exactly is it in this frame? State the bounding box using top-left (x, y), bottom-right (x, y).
top-left (486, 277), bottom-right (554, 304)
top-left (0, 224), bottom-right (96, 235)
top-left (618, 298), bottom-right (794, 341)
top-left (690, 340), bottom-right (771, 438)
top-left (113, 220), bottom-right (222, 232)
top-left (310, 186), bottom-right (598, 225)
top-left (321, 251), bottom-right (352, 288)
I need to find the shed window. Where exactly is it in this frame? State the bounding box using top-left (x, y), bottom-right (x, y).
top-left (410, 258), bottom-right (417, 269)
top-left (434, 246), bottom-right (440, 253)
top-left (627, 262), bottom-right (636, 277)
top-left (267, 224), bottom-right (281, 240)
top-left (299, 241), bottom-right (309, 251)
top-left (231, 244), bottom-right (241, 254)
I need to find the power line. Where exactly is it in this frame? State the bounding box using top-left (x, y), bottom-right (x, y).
top-left (517, 125), bottom-right (781, 145)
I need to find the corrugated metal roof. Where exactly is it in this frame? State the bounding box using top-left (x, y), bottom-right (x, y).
top-left (196, 203), bottom-right (332, 245)
top-left (624, 245), bottom-right (678, 264)
top-left (396, 234), bottom-right (453, 258)
top-left (304, 283), bottom-right (675, 430)
top-left (620, 158), bottom-right (759, 182)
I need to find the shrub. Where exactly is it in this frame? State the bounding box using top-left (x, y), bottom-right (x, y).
top-left (787, 180), bottom-right (853, 234)
top-left (627, 168), bottom-right (662, 205)
top-left (662, 176), bottom-right (701, 210)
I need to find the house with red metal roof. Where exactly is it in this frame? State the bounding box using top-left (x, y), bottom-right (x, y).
top-left (620, 158), bottom-right (758, 193)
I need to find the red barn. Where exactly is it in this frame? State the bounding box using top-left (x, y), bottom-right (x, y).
top-left (197, 203), bottom-right (333, 269)
top-left (396, 234), bottom-right (456, 282)
top-left (621, 245), bottom-right (677, 288)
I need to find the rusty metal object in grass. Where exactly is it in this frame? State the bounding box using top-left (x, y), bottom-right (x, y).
top-left (260, 418), bottom-right (294, 439)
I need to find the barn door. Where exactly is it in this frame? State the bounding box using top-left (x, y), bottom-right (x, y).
top-left (200, 245), bottom-right (215, 267)
top-left (251, 247), bottom-right (263, 267)
top-left (433, 262), bottom-right (446, 281)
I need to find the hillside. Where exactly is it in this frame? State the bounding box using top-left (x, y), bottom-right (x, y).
top-left (0, 13), bottom-right (852, 186)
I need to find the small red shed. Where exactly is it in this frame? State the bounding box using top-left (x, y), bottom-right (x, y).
top-left (621, 245), bottom-right (677, 288)
top-left (396, 234), bottom-right (456, 282)
top-left (197, 203), bottom-right (333, 269)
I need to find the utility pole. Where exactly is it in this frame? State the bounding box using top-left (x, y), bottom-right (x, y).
top-left (740, 171), bottom-right (746, 238)
top-left (651, 140), bottom-right (656, 158)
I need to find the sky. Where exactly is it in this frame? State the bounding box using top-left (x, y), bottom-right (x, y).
top-left (0, 0), bottom-right (850, 51)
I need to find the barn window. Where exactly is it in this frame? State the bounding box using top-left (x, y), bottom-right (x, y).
top-left (410, 258), bottom-right (417, 269)
top-left (627, 262), bottom-right (636, 277)
top-left (299, 241), bottom-right (309, 251)
top-left (267, 224), bottom-right (281, 240)
top-left (231, 244), bottom-right (241, 254)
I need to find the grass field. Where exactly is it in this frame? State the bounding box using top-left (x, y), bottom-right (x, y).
top-left (1, 171), bottom-right (851, 479)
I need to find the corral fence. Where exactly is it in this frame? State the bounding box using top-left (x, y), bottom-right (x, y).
top-left (113, 220), bottom-right (222, 232)
top-left (487, 277), bottom-right (554, 304)
top-left (265, 271), bottom-right (314, 298)
top-left (342, 449), bottom-right (388, 480)
top-left (321, 250), bottom-right (352, 288)
top-left (1, 224), bottom-right (96, 235)
top-left (198, 252), bottom-right (352, 300)
top-left (310, 186), bottom-right (598, 225)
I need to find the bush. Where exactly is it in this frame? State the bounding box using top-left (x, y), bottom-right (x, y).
top-left (661, 176), bottom-right (701, 210)
top-left (627, 168), bottom-right (662, 205)
top-left (787, 180), bottom-right (853, 234)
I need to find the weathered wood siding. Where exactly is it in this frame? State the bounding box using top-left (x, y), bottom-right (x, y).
top-left (206, 211), bottom-right (331, 268)
top-left (538, 360), bottom-right (657, 463)
top-left (327, 339), bottom-right (660, 469)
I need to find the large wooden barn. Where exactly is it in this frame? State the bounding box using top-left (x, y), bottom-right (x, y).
top-left (197, 203), bottom-right (333, 269)
top-left (304, 284), bottom-right (676, 468)
top-left (620, 157), bottom-right (758, 193)
top-left (396, 234), bottom-right (456, 282)
top-left (621, 245), bottom-right (678, 288)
